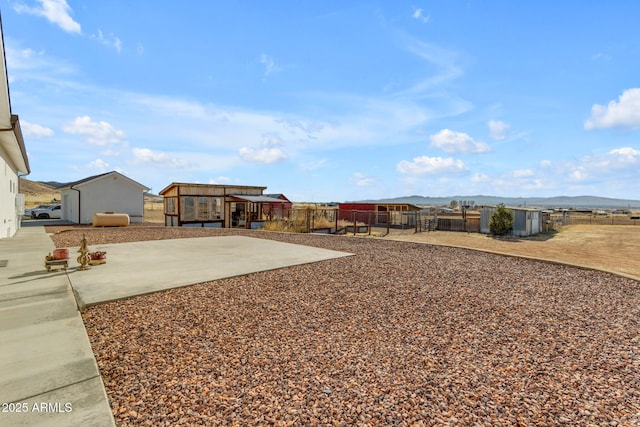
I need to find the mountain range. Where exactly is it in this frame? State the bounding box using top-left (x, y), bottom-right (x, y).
top-left (20, 178), bottom-right (640, 209)
top-left (350, 195), bottom-right (640, 209)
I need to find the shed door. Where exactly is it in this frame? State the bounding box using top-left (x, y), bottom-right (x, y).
top-left (63, 195), bottom-right (70, 221)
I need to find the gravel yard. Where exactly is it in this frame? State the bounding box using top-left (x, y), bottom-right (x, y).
top-left (49, 226), bottom-right (640, 426)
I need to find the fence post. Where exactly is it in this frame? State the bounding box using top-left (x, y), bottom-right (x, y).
top-left (368, 211), bottom-right (372, 235)
top-left (352, 210), bottom-right (356, 236)
top-left (387, 212), bottom-right (390, 235)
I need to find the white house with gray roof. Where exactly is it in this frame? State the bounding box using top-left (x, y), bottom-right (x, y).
top-left (59, 171), bottom-right (150, 224)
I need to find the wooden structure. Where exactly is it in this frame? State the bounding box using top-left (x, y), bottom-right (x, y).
top-left (337, 202), bottom-right (421, 225)
top-left (159, 183), bottom-right (289, 229)
top-left (262, 194), bottom-right (292, 219)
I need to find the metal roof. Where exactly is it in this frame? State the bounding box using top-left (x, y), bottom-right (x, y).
top-left (59, 171), bottom-right (150, 191)
top-left (229, 195), bottom-right (289, 203)
top-left (159, 182), bottom-right (267, 195)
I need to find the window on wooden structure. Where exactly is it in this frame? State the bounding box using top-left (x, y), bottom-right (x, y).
top-left (249, 202), bottom-right (260, 221)
top-left (230, 202), bottom-right (246, 227)
top-left (165, 198), bottom-right (176, 214)
top-left (212, 198), bottom-right (222, 219)
top-left (182, 197), bottom-right (196, 221)
top-left (198, 197), bottom-right (209, 220)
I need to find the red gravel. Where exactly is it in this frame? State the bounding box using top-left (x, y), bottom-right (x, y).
top-left (49, 226), bottom-right (640, 426)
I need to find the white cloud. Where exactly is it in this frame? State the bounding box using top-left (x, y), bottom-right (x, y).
top-left (397, 156), bottom-right (467, 175)
top-left (5, 45), bottom-right (78, 80)
top-left (260, 133), bottom-right (285, 148)
top-left (239, 133), bottom-right (288, 164)
top-left (609, 146), bottom-right (640, 164)
top-left (591, 52), bottom-right (611, 61)
top-left (488, 120), bottom-right (509, 140)
top-left (566, 146), bottom-right (639, 183)
top-left (539, 159), bottom-right (552, 168)
top-left (471, 173), bottom-right (490, 183)
top-left (569, 167), bottom-right (588, 182)
top-left (88, 158), bottom-right (110, 171)
top-left (429, 129), bottom-right (490, 154)
top-left (239, 147), bottom-right (288, 164)
top-left (350, 172), bottom-right (374, 187)
top-left (584, 88), bottom-right (640, 130)
top-left (62, 116), bottom-right (125, 146)
top-left (209, 176), bottom-right (232, 185)
top-left (412, 8), bottom-right (430, 23)
top-left (92, 30), bottom-right (122, 53)
top-left (14, 0), bottom-right (81, 34)
top-left (13, 1), bottom-right (123, 51)
top-left (395, 38), bottom-right (468, 106)
top-left (20, 120), bottom-right (54, 137)
top-left (132, 147), bottom-right (191, 168)
top-left (512, 169), bottom-right (534, 178)
top-left (259, 54), bottom-right (281, 77)
top-left (300, 158), bottom-right (327, 172)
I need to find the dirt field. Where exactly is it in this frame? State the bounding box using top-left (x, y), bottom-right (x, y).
top-left (387, 225), bottom-right (640, 282)
top-left (144, 200), bottom-right (164, 223)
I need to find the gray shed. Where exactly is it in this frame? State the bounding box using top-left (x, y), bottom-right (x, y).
top-left (481, 206), bottom-right (543, 237)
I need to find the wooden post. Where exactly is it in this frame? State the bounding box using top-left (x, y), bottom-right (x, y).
top-left (387, 211), bottom-right (390, 235)
top-left (352, 210), bottom-right (356, 236)
top-left (368, 211), bottom-right (372, 235)
top-left (335, 208), bottom-right (338, 234)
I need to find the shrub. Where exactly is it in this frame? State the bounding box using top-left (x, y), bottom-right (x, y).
top-left (489, 204), bottom-right (513, 235)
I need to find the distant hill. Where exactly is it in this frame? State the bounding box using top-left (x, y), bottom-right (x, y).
top-left (38, 181), bottom-right (69, 189)
top-left (18, 178), bottom-right (57, 195)
top-left (19, 178), bottom-right (60, 206)
top-left (350, 194), bottom-right (640, 209)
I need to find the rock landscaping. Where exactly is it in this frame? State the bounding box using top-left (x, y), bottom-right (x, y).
top-left (50, 227), bottom-right (640, 426)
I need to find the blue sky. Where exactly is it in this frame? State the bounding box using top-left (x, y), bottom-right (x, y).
top-left (4, 1), bottom-right (640, 201)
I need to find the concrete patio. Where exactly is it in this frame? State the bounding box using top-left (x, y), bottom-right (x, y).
top-left (0, 226), bottom-right (351, 426)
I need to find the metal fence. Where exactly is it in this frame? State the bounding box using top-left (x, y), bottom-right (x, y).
top-left (550, 213), bottom-right (640, 226)
top-left (264, 208), bottom-right (484, 234)
top-left (266, 208), bottom-right (639, 235)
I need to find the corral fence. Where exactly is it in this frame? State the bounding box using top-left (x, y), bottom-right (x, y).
top-left (264, 208), bottom-right (482, 235)
top-left (265, 208), bottom-right (639, 235)
top-left (550, 212), bottom-right (640, 227)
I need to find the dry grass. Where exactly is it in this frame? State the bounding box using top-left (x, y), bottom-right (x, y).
top-left (389, 224), bottom-right (640, 281)
top-left (263, 217), bottom-right (365, 233)
top-left (20, 178), bottom-right (59, 208)
top-left (144, 201), bottom-right (164, 223)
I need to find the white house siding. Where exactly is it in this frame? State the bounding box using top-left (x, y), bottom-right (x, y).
top-left (60, 189), bottom-right (80, 223)
top-left (62, 173), bottom-right (148, 224)
top-left (0, 155), bottom-right (20, 238)
top-left (80, 178), bottom-right (144, 224)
